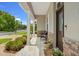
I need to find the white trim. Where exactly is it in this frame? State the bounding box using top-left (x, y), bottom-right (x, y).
top-left (27, 11), bottom-right (30, 45)
top-left (33, 19), bottom-right (35, 35)
top-left (19, 2), bottom-right (35, 19)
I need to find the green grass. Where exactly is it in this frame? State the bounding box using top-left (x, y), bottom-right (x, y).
top-left (16, 31), bottom-right (27, 35)
top-left (0, 38), bottom-right (11, 44)
top-left (0, 31), bottom-right (26, 44)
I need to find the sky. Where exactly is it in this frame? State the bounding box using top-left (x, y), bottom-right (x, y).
top-left (0, 2), bottom-right (28, 25)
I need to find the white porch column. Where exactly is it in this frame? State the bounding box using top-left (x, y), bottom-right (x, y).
top-left (33, 19), bottom-right (35, 36)
top-left (27, 11), bottom-right (30, 45)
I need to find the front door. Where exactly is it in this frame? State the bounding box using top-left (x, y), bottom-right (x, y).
top-left (56, 5), bottom-right (64, 51)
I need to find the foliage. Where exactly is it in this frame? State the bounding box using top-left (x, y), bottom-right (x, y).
top-left (30, 21), bottom-right (37, 34)
top-left (0, 38), bottom-right (11, 44)
top-left (52, 48), bottom-right (63, 56)
top-left (0, 11), bottom-right (15, 31)
top-left (0, 10), bottom-right (27, 32)
top-left (22, 35), bottom-right (27, 39)
top-left (30, 24), bottom-right (33, 34)
top-left (5, 36), bottom-right (27, 51)
top-left (16, 37), bottom-right (26, 45)
top-left (6, 40), bottom-right (23, 51)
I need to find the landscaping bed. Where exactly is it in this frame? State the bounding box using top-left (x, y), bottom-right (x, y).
top-left (0, 34), bottom-right (27, 55)
top-left (5, 35), bottom-right (27, 53)
top-left (44, 41), bottom-right (63, 56)
top-left (44, 48), bottom-right (53, 56)
top-left (52, 48), bottom-right (63, 56)
top-left (44, 41), bottom-right (53, 56)
top-left (44, 48), bottom-right (63, 56)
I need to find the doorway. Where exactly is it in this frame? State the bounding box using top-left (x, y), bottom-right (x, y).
top-left (56, 3), bottom-right (64, 51)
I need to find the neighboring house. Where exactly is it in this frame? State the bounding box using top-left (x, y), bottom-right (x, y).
top-left (19, 2), bottom-right (79, 56)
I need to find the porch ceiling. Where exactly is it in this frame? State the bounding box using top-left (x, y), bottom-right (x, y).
top-left (31, 2), bottom-right (51, 15)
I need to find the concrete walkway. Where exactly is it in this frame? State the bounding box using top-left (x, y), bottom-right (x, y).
top-left (16, 35), bottom-right (40, 56)
top-left (16, 46), bottom-right (39, 56)
top-left (36, 37), bottom-right (45, 56)
top-left (16, 35), bottom-right (45, 56)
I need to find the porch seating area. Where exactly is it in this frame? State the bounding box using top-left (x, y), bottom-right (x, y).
top-left (37, 31), bottom-right (48, 41)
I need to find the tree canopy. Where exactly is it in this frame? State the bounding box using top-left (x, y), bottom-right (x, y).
top-left (0, 10), bottom-right (27, 32)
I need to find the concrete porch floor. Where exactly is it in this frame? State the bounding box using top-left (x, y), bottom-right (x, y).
top-left (16, 35), bottom-right (45, 56)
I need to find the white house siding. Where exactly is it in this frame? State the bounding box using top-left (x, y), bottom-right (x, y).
top-left (36, 15), bottom-right (46, 31)
top-left (46, 3), bottom-right (56, 47)
top-left (63, 2), bottom-right (79, 56)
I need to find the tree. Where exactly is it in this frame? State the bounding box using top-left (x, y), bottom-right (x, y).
top-left (0, 10), bottom-right (27, 32)
top-left (14, 20), bottom-right (27, 31)
top-left (0, 10), bottom-right (15, 31)
top-left (30, 24), bottom-right (33, 34)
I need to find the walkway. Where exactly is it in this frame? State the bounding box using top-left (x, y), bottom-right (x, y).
top-left (16, 35), bottom-right (45, 56)
top-left (36, 37), bottom-right (45, 56)
top-left (16, 46), bottom-right (39, 56)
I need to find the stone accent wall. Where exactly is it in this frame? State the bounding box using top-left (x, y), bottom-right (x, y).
top-left (63, 38), bottom-right (79, 56)
top-left (48, 32), bottom-right (56, 48)
top-left (36, 15), bottom-right (46, 31)
top-left (48, 32), bottom-right (54, 42)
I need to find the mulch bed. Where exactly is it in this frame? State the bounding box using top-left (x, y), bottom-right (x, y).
top-left (44, 48), bottom-right (53, 56)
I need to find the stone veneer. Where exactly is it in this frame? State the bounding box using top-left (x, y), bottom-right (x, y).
top-left (63, 37), bottom-right (79, 56)
top-left (48, 32), bottom-right (54, 42)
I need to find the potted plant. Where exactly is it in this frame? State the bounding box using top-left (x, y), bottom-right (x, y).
top-left (52, 48), bottom-right (63, 56)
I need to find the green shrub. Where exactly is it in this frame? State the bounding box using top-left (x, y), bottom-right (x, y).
top-left (6, 40), bottom-right (23, 51)
top-left (52, 48), bottom-right (63, 56)
top-left (22, 35), bottom-right (27, 39)
top-left (5, 36), bottom-right (27, 51)
top-left (16, 37), bottom-right (26, 45)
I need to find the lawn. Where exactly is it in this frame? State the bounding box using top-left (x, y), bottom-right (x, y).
top-left (0, 31), bottom-right (27, 44)
top-left (0, 38), bottom-right (11, 44)
top-left (16, 31), bottom-right (27, 35)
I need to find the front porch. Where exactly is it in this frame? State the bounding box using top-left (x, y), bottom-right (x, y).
top-left (16, 34), bottom-right (45, 56)
top-left (19, 2), bottom-right (79, 56)
top-left (0, 2), bottom-right (64, 56)
top-left (0, 2), bottom-right (79, 56)
top-left (16, 2), bottom-right (62, 56)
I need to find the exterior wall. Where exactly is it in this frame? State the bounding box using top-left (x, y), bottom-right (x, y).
top-left (45, 16), bottom-right (48, 31)
top-left (46, 3), bottom-right (56, 47)
top-left (63, 2), bottom-right (79, 55)
top-left (63, 38), bottom-right (79, 56)
top-left (36, 15), bottom-right (46, 31)
top-left (35, 15), bottom-right (46, 32)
